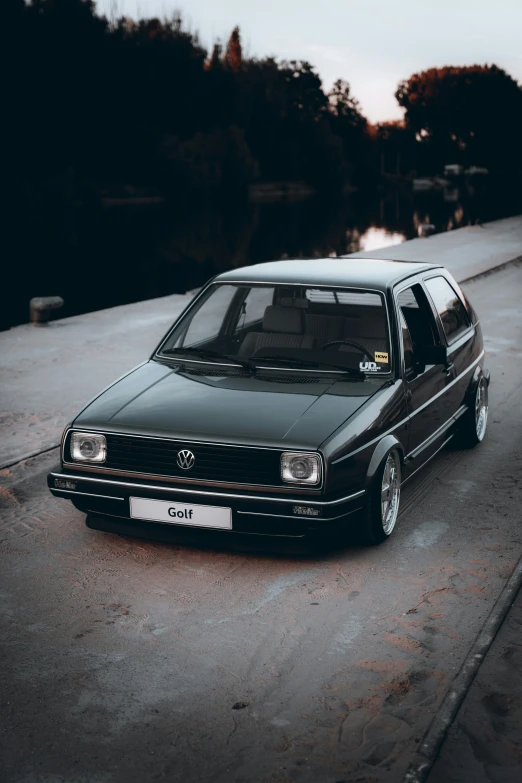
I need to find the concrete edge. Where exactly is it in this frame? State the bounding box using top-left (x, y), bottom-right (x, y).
top-left (1, 444), bottom-right (60, 471)
top-left (403, 553), bottom-right (522, 783)
top-left (459, 254), bottom-right (522, 284)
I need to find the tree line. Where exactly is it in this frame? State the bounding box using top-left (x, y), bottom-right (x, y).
top-left (8, 0), bottom-right (522, 205)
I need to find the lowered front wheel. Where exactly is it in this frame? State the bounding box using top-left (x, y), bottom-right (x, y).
top-left (360, 448), bottom-right (401, 545)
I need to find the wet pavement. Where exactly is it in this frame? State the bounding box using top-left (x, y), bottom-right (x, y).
top-left (1, 263), bottom-right (521, 782)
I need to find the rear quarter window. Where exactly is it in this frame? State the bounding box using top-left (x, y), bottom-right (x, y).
top-left (424, 276), bottom-right (471, 343)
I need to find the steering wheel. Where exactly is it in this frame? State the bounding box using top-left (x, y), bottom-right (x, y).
top-left (320, 339), bottom-right (374, 361)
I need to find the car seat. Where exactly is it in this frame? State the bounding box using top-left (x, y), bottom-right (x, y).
top-left (238, 305), bottom-right (315, 356)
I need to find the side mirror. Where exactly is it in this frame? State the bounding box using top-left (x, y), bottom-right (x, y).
top-left (417, 344), bottom-right (448, 366)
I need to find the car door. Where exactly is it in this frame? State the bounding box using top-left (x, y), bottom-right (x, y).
top-left (395, 280), bottom-right (457, 470)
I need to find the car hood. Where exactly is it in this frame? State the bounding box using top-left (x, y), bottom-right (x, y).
top-left (73, 361), bottom-right (388, 450)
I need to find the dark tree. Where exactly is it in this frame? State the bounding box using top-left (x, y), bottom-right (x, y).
top-left (327, 79), bottom-right (374, 186)
top-left (328, 80), bottom-right (365, 124)
top-left (205, 41), bottom-right (223, 71)
top-left (375, 120), bottom-right (418, 177)
top-left (396, 65), bottom-right (522, 173)
top-left (224, 26), bottom-right (242, 72)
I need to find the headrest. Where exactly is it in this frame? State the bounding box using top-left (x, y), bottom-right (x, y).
top-left (263, 305), bottom-right (303, 334)
top-left (279, 296), bottom-right (309, 309)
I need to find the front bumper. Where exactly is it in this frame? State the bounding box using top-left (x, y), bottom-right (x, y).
top-left (47, 470), bottom-right (366, 538)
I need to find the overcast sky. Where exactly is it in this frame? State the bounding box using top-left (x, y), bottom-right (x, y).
top-left (95, 1), bottom-right (522, 123)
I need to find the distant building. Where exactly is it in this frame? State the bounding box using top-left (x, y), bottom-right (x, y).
top-left (444, 164), bottom-right (465, 177)
top-left (465, 166), bottom-right (489, 176)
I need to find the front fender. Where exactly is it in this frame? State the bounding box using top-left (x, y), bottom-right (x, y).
top-left (364, 435), bottom-right (404, 489)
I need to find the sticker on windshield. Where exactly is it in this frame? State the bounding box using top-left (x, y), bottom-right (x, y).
top-left (375, 351), bottom-right (389, 363)
top-left (360, 361), bottom-right (380, 372)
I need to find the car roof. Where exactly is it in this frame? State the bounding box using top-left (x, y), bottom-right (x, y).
top-left (215, 257), bottom-right (443, 292)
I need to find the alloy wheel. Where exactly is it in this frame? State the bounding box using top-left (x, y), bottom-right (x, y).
top-left (381, 451), bottom-right (401, 536)
top-left (475, 379), bottom-right (488, 441)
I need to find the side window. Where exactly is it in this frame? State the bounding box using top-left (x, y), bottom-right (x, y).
top-left (233, 286), bottom-right (274, 333)
top-left (424, 276), bottom-right (471, 343)
top-left (396, 284), bottom-right (439, 359)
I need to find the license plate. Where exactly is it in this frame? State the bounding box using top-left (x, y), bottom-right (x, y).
top-left (129, 497), bottom-right (232, 530)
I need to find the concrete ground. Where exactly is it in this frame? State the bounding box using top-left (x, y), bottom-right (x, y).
top-left (1, 261), bottom-right (521, 782)
top-left (429, 584), bottom-right (522, 783)
top-left (0, 292), bottom-right (192, 467)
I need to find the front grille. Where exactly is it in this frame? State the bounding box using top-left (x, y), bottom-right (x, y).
top-left (100, 434), bottom-right (283, 486)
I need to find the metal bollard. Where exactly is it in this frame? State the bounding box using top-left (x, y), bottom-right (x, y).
top-left (418, 223), bottom-right (436, 238)
top-left (29, 296), bottom-right (64, 325)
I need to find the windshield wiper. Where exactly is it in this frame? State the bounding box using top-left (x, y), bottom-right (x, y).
top-left (161, 347), bottom-right (256, 374)
top-left (253, 354), bottom-right (365, 378)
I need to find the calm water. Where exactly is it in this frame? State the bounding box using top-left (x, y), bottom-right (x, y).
top-left (8, 184), bottom-right (521, 329)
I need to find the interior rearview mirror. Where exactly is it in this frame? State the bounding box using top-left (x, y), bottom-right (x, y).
top-left (418, 344), bottom-right (448, 365)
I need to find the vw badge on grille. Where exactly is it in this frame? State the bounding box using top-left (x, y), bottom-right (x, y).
top-left (177, 449), bottom-right (195, 470)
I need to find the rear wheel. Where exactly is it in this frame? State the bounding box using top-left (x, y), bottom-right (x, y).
top-left (460, 376), bottom-right (488, 447)
top-left (360, 449), bottom-right (401, 545)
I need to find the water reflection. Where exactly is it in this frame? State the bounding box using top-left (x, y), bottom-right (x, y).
top-left (7, 184), bottom-right (521, 329)
top-left (358, 227), bottom-right (406, 252)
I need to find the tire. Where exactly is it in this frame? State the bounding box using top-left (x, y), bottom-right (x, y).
top-left (459, 376), bottom-right (488, 448)
top-left (359, 448), bottom-right (402, 545)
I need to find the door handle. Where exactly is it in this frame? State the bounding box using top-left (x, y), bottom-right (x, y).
top-left (442, 362), bottom-right (454, 376)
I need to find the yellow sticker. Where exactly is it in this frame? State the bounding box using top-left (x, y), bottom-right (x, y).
top-left (375, 351), bottom-right (389, 363)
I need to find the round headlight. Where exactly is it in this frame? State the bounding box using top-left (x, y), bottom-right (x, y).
top-left (80, 439), bottom-right (96, 458)
top-left (291, 458), bottom-right (313, 479)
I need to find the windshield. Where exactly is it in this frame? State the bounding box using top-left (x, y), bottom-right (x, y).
top-left (157, 283), bottom-right (391, 374)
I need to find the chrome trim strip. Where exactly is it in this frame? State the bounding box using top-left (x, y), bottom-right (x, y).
top-left (331, 417), bottom-right (409, 465)
top-left (401, 434), bottom-right (455, 485)
top-left (52, 488), bottom-right (125, 501)
top-left (236, 507), bottom-right (361, 521)
top-left (409, 349), bottom-right (484, 416)
top-left (454, 405), bottom-right (468, 420)
top-left (332, 350), bottom-right (484, 464)
top-left (49, 472), bottom-right (365, 506)
top-left (406, 404), bottom-right (467, 461)
top-left (62, 462), bottom-right (321, 493)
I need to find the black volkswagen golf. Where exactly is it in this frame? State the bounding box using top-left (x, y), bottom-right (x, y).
top-left (48, 258), bottom-right (489, 545)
